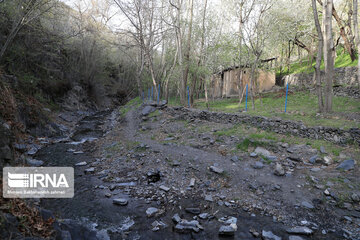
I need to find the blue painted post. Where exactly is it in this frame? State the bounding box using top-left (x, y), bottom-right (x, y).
top-left (148, 88), bottom-right (150, 100)
top-left (157, 84), bottom-right (160, 104)
top-left (285, 83), bottom-right (289, 113)
top-left (151, 86), bottom-right (153, 100)
top-left (245, 84), bottom-right (248, 112)
top-left (187, 86), bottom-right (190, 107)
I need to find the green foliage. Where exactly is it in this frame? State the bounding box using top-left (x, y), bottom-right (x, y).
top-left (278, 46), bottom-right (358, 76)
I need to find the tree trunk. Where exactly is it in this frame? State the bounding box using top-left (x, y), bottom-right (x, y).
top-left (312, 0), bottom-right (324, 112)
top-left (182, 0), bottom-right (194, 106)
top-left (323, 0), bottom-right (334, 113)
top-left (190, 0), bottom-right (207, 106)
top-left (317, 0), bottom-right (356, 61)
top-left (204, 78), bottom-right (209, 110)
top-left (164, 45), bottom-right (179, 102)
top-left (354, 0), bottom-right (360, 88)
top-left (250, 57), bottom-right (259, 110)
top-left (238, 3), bottom-right (244, 105)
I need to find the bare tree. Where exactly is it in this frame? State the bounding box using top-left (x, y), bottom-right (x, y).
top-left (317, 0), bottom-right (356, 61)
top-left (234, 0), bottom-right (255, 106)
top-left (114, 0), bottom-right (163, 97)
top-left (354, 0), bottom-right (360, 88)
top-left (244, 0), bottom-right (272, 110)
top-left (323, 0), bottom-right (334, 112)
top-left (190, 0), bottom-right (208, 106)
top-left (181, 0), bottom-right (194, 106)
top-left (0, 0), bottom-right (55, 62)
top-left (312, 0), bottom-right (324, 112)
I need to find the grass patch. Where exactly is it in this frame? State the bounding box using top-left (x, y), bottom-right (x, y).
top-left (202, 123), bottom-right (359, 161)
top-left (119, 97), bottom-right (142, 117)
top-left (195, 91), bottom-right (359, 129)
top-left (148, 110), bottom-right (160, 118)
top-left (105, 142), bottom-right (123, 153)
top-left (277, 47), bottom-right (358, 75)
top-left (125, 141), bottom-right (140, 150)
top-left (214, 125), bottom-right (244, 137)
top-left (126, 97), bottom-right (142, 107)
top-left (235, 138), bottom-right (272, 152)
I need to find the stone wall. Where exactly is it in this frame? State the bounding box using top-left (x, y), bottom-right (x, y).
top-left (282, 67), bottom-right (359, 87)
top-left (165, 107), bottom-right (360, 145)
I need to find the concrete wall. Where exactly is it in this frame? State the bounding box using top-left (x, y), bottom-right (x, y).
top-left (212, 68), bottom-right (275, 98)
top-left (282, 67), bottom-right (359, 87)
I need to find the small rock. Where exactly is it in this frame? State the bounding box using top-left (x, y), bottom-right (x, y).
top-left (262, 230), bottom-right (282, 240)
top-left (185, 208), bottom-right (200, 214)
top-left (250, 229), bottom-right (260, 237)
top-left (320, 146), bottom-right (327, 154)
top-left (301, 201), bottom-right (314, 209)
top-left (14, 143), bottom-right (27, 153)
top-left (113, 198), bottom-right (128, 206)
top-left (351, 193), bottom-right (360, 202)
top-left (343, 216), bottom-right (352, 222)
top-left (254, 147), bottom-right (271, 158)
top-left (189, 178), bottom-right (195, 187)
top-left (151, 220), bottom-right (167, 231)
top-left (274, 163), bottom-right (285, 176)
top-left (75, 161), bottom-right (87, 166)
top-left (310, 167), bottom-right (321, 172)
top-left (289, 236), bottom-right (305, 240)
top-left (205, 195), bottom-right (213, 202)
top-left (142, 106), bottom-right (156, 116)
top-left (289, 154), bottom-right (301, 162)
top-left (250, 152), bottom-right (258, 157)
top-left (252, 161), bottom-right (264, 169)
top-left (210, 166), bottom-right (224, 174)
top-left (27, 147), bottom-right (38, 156)
top-left (309, 155), bottom-right (318, 164)
top-left (26, 158), bottom-right (44, 167)
top-left (159, 185), bottom-right (170, 192)
top-left (286, 226), bottom-right (314, 235)
top-left (172, 213), bottom-right (181, 223)
top-left (219, 225), bottom-right (236, 236)
top-left (174, 220), bottom-right (202, 233)
top-left (105, 193), bottom-right (112, 198)
top-left (323, 156), bottom-right (333, 166)
top-left (84, 167), bottom-right (95, 174)
top-left (172, 160), bottom-right (181, 166)
top-left (281, 143), bottom-right (289, 148)
top-left (324, 189), bottom-right (330, 196)
top-left (199, 213), bottom-right (209, 219)
top-left (230, 155), bottom-right (239, 162)
top-left (336, 159), bottom-right (355, 171)
top-left (218, 217), bottom-right (237, 236)
top-left (219, 216), bottom-right (237, 225)
top-left (146, 207), bottom-right (159, 217)
top-left (73, 151), bottom-right (84, 154)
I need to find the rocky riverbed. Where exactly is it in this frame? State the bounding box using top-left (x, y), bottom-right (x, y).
top-left (2, 102), bottom-right (359, 239)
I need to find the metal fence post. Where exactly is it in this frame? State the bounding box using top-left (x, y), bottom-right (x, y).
top-left (285, 83), bottom-right (289, 113)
